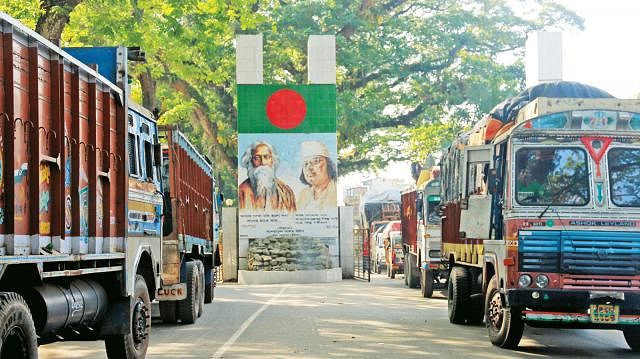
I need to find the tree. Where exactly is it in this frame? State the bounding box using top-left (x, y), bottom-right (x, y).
top-left (60, 0), bottom-right (271, 200)
top-left (36, 0), bottom-right (84, 44)
top-left (1, 0), bottom-right (583, 199)
top-left (257, 0), bottom-right (583, 171)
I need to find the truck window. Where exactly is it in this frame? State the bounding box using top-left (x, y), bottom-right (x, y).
top-left (515, 147), bottom-right (589, 206)
top-left (426, 195), bottom-right (441, 224)
top-left (608, 148), bottom-right (640, 207)
top-left (144, 140), bottom-right (154, 181)
top-left (467, 163), bottom-right (488, 195)
top-left (128, 133), bottom-right (139, 176)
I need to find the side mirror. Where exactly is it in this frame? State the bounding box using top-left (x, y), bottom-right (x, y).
top-left (416, 199), bottom-right (423, 216)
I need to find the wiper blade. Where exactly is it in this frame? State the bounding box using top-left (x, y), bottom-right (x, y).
top-left (538, 204), bottom-right (552, 219)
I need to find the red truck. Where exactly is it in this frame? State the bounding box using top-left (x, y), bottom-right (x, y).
top-left (402, 170), bottom-right (446, 297)
top-left (157, 125), bottom-right (220, 324)
top-left (0, 12), bottom-right (219, 358)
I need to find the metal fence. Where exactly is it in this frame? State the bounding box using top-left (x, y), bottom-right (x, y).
top-left (353, 228), bottom-right (370, 281)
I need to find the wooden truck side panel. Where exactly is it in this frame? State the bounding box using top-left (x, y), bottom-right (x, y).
top-left (401, 190), bottom-right (417, 254)
top-left (160, 126), bottom-right (215, 285)
top-left (0, 16), bottom-right (127, 258)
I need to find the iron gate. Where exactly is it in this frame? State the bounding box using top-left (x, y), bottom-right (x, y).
top-left (353, 228), bottom-right (370, 281)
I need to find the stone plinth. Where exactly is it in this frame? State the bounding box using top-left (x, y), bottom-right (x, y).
top-left (238, 267), bottom-right (342, 285)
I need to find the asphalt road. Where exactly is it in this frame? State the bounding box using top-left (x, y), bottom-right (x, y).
top-left (40, 273), bottom-right (636, 358)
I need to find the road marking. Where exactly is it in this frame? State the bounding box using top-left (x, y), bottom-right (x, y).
top-left (211, 286), bottom-right (288, 359)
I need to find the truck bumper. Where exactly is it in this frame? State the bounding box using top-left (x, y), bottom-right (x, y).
top-left (507, 289), bottom-right (640, 329)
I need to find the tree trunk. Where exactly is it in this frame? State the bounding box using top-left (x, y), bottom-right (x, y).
top-left (139, 69), bottom-right (158, 115)
top-left (35, 0), bottom-right (83, 45)
top-left (170, 79), bottom-right (236, 172)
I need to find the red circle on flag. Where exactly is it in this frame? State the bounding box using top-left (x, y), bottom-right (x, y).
top-left (265, 89), bottom-right (307, 129)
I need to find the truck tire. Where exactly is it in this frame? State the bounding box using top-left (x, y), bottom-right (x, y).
top-left (204, 267), bottom-right (215, 304)
top-left (421, 268), bottom-right (434, 298)
top-left (194, 260), bottom-right (205, 318)
top-left (390, 266), bottom-right (396, 279)
top-left (623, 329), bottom-right (640, 352)
top-left (105, 275), bottom-right (151, 359)
top-left (407, 257), bottom-right (419, 289)
top-left (159, 301), bottom-right (178, 324)
top-left (485, 275), bottom-right (523, 348)
top-left (0, 292), bottom-right (37, 359)
top-left (448, 266), bottom-right (470, 324)
top-left (468, 268), bottom-right (485, 325)
top-left (178, 261), bottom-right (199, 324)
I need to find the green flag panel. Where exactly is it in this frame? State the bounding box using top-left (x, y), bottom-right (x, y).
top-left (238, 84), bottom-right (336, 133)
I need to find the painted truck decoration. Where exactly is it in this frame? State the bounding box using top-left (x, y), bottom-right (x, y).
top-left (0, 12), bottom-right (218, 358)
top-left (439, 81), bottom-right (640, 351)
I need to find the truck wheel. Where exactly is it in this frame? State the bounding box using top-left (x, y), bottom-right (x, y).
top-left (408, 259), bottom-right (419, 288)
top-left (448, 266), bottom-right (470, 324)
top-left (421, 268), bottom-right (434, 298)
top-left (485, 275), bottom-right (523, 348)
top-left (194, 260), bottom-right (205, 317)
top-left (204, 267), bottom-right (216, 304)
top-left (105, 275), bottom-right (151, 359)
top-left (390, 267), bottom-right (396, 279)
top-left (178, 261), bottom-right (199, 324)
top-left (159, 301), bottom-right (178, 324)
top-left (0, 292), bottom-right (37, 359)
top-left (623, 329), bottom-right (640, 352)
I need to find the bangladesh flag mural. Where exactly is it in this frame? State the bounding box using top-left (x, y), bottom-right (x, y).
top-left (238, 85), bottom-right (336, 133)
top-left (237, 84), bottom-right (339, 268)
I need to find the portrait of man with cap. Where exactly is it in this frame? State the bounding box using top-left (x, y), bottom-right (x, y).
top-left (297, 141), bottom-right (337, 210)
top-left (239, 140), bottom-right (296, 212)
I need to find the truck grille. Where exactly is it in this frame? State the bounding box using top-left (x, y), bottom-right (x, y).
top-left (519, 230), bottom-right (561, 272)
top-left (519, 230), bottom-right (640, 275)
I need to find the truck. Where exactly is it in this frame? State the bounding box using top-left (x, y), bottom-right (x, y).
top-left (440, 81), bottom-right (640, 351)
top-left (0, 12), bottom-right (218, 358)
top-left (359, 188), bottom-right (400, 274)
top-left (156, 125), bottom-right (220, 324)
top-left (402, 169), bottom-right (446, 297)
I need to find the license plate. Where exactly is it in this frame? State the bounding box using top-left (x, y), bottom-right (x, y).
top-left (157, 284), bottom-right (187, 301)
top-left (590, 304), bottom-right (619, 323)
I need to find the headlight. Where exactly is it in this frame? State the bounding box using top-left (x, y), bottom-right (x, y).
top-left (536, 274), bottom-right (549, 288)
top-left (518, 274), bottom-right (532, 288)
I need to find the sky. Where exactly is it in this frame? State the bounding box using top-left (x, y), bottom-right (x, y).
top-left (338, 0), bottom-right (640, 205)
top-left (557, 0), bottom-right (640, 98)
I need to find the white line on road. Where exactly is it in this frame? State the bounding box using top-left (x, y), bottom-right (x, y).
top-left (211, 286), bottom-right (288, 359)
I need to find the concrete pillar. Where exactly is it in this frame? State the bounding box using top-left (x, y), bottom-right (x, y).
top-left (236, 34), bottom-right (263, 84)
top-left (222, 207), bottom-right (238, 281)
top-left (339, 206), bottom-right (354, 278)
top-left (307, 35), bottom-right (336, 84)
top-left (526, 32), bottom-right (563, 88)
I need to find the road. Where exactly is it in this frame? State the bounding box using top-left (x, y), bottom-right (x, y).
top-left (40, 273), bottom-right (636, 358)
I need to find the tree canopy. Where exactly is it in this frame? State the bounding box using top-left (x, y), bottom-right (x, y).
top-left (0, 0), bottom-right (583, 200)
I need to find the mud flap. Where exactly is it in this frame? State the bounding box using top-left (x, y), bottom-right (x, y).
top-left (98, 296), bottom-right (131, 336)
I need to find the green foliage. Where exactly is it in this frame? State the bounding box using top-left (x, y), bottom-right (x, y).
top-left (56, 0), bottom-right (271, 201)
top-left (257, 0), bottom-right (582, 172)
top-left (2, 0), bottom-right (583, 198)
top-left (0, 0), bottom-right (43, 28)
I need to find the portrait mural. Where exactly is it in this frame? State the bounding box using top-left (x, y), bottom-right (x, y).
top-left (237, 84), bottom-right (338, 264)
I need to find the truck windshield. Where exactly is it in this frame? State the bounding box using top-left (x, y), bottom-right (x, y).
top-left (515, 147), bottom-right (589, 206)
top-left (426, 195), bottom-right (440, 224)
top-left (608, 148), bottom-right (640, 207)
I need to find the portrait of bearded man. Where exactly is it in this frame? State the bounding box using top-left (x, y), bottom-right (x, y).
top-left (238, 141), bottom-right (296, 212)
